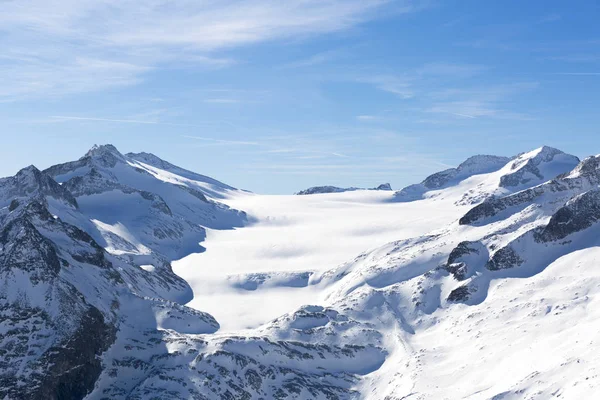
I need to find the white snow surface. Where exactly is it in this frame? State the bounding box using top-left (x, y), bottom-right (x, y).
top-left (174, 190), bottom-right (466, 331)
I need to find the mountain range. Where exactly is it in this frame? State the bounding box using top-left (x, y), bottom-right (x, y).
top-left (2, 144), bottom-right (600, 399)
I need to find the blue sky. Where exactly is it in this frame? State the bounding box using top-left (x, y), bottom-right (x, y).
top-left (1, 0), bottom-right (600, 193)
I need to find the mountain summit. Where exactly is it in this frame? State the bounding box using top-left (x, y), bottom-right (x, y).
top-left (394, 146), bottom-right (580, 204)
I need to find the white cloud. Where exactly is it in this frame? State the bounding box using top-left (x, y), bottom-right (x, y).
top-left (416, 62), bottom-right (486, 78)
top-left (0, 0), bottom-right (412, 100)
top-left (356, 115), bottom-right (382, 122)
top-left (282, 49), bottom-right (345, 69)
top-left (203, 98), bottom-right (241, 104)
top-left (359, 75), bottom-right (414, 98)
top-left (424, 82), bottom-right (539, 120)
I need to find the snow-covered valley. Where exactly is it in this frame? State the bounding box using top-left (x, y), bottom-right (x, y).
top-left (3, 144), bottom-right (600, 399)
top-left (174, 189), bottom-right (466, 331)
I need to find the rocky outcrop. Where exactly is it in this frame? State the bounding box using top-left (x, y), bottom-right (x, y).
top-left (444, 241), bottom-right (487, 281)
top-left (536, 189), bottom-right (600, 242)
top-left (486, 245), bottom-right (523, 271)
top-left (0, 165), bottom-right (78, 209)
top-left (296, 183), bottom-right (392, 195)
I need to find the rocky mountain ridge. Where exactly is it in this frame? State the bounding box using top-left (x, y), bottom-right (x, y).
top-left (296, 183), bottom-right (392, 195)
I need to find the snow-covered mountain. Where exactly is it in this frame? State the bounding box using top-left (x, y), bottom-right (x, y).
top-left (296, 183), bottom-right (392, 195)
top-left (44, 144), bottom-right (246, 261)
top-left (4, 144), bottom-right (600, 399)
top-left (393, 146), bottom-right (580, 204)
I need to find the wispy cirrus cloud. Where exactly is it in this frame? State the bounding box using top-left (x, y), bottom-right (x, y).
top-left (358, 74), bottom-right (415, 98)
top-left (424, 82), bottom-right (539, 120)
top-left (0, 0), bottom-right (418, 101)
top-left (355, 62), bottom-right (486, 100)
top-left (47, 114), bottom-right (242, 130)
top-left (182, 135), bottom-right (260, 146)
top-left (553, 72), bottom-right (600, 76)
top-left (281, 48), bottom-right (348, 69)
top-left (356, 115), bottom-right (383, 122)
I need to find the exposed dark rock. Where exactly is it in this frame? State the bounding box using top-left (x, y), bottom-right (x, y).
top-left (459, 155), bottom-right (600, 226)
top-left (536, 189), bottom-right (600, 242)
top-left (447, 285), bottom-right (471, 302)
top-left (32, 306), bottom-right (116, 400)
top-left (444, 241), bottom-right (487, 280)
top-left (8, 199), bottom-right (19, 211)
top-left (296, 183), bottom-right (392, 195)
top-left (486, 246), bottom-right (523, 271)
top-left (0, 165), bottom-right (78, 208)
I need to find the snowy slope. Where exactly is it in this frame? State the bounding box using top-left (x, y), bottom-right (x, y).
top-left (44, 145), bottom-right (246, 261)
top-left (174, 189), bottom-right (467, 331)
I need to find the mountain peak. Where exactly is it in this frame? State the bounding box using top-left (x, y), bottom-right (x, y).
top-left (538, 145), bottom-right (562, 154)
top-left (15, 164), bottom-right (42, 177)
top-left (85, 144), bottom-right (122, 158)
top-left (83, 144), bottom-right (126, 168)
top-left (4, 165), bottom-right (78, 208)
top-left (500, 146), bottom-right (579, 189)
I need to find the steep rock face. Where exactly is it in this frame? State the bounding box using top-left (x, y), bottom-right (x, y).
top-left (0, 165), bottom-right (77, 209)
top-left (536, 189), bottom-right (600, 242)
top-left (0, 202), bottom-right (117, 400)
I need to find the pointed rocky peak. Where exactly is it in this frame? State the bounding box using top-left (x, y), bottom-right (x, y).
top-left (83, 144), bottom-right (126, 168)
top-left (0, 204), bottom-right (61, 282)
top-left (2, 165), bottom-right (78, 208)
top-left (85, 144), bottom-right (121, 157)
top-left (375, 183), bottom-right (392, 191)
top-left (14, 164), bottom-right (43, 183)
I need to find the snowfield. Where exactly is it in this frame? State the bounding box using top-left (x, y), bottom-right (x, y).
top-left (174, 190), bottom-right (468, 331)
